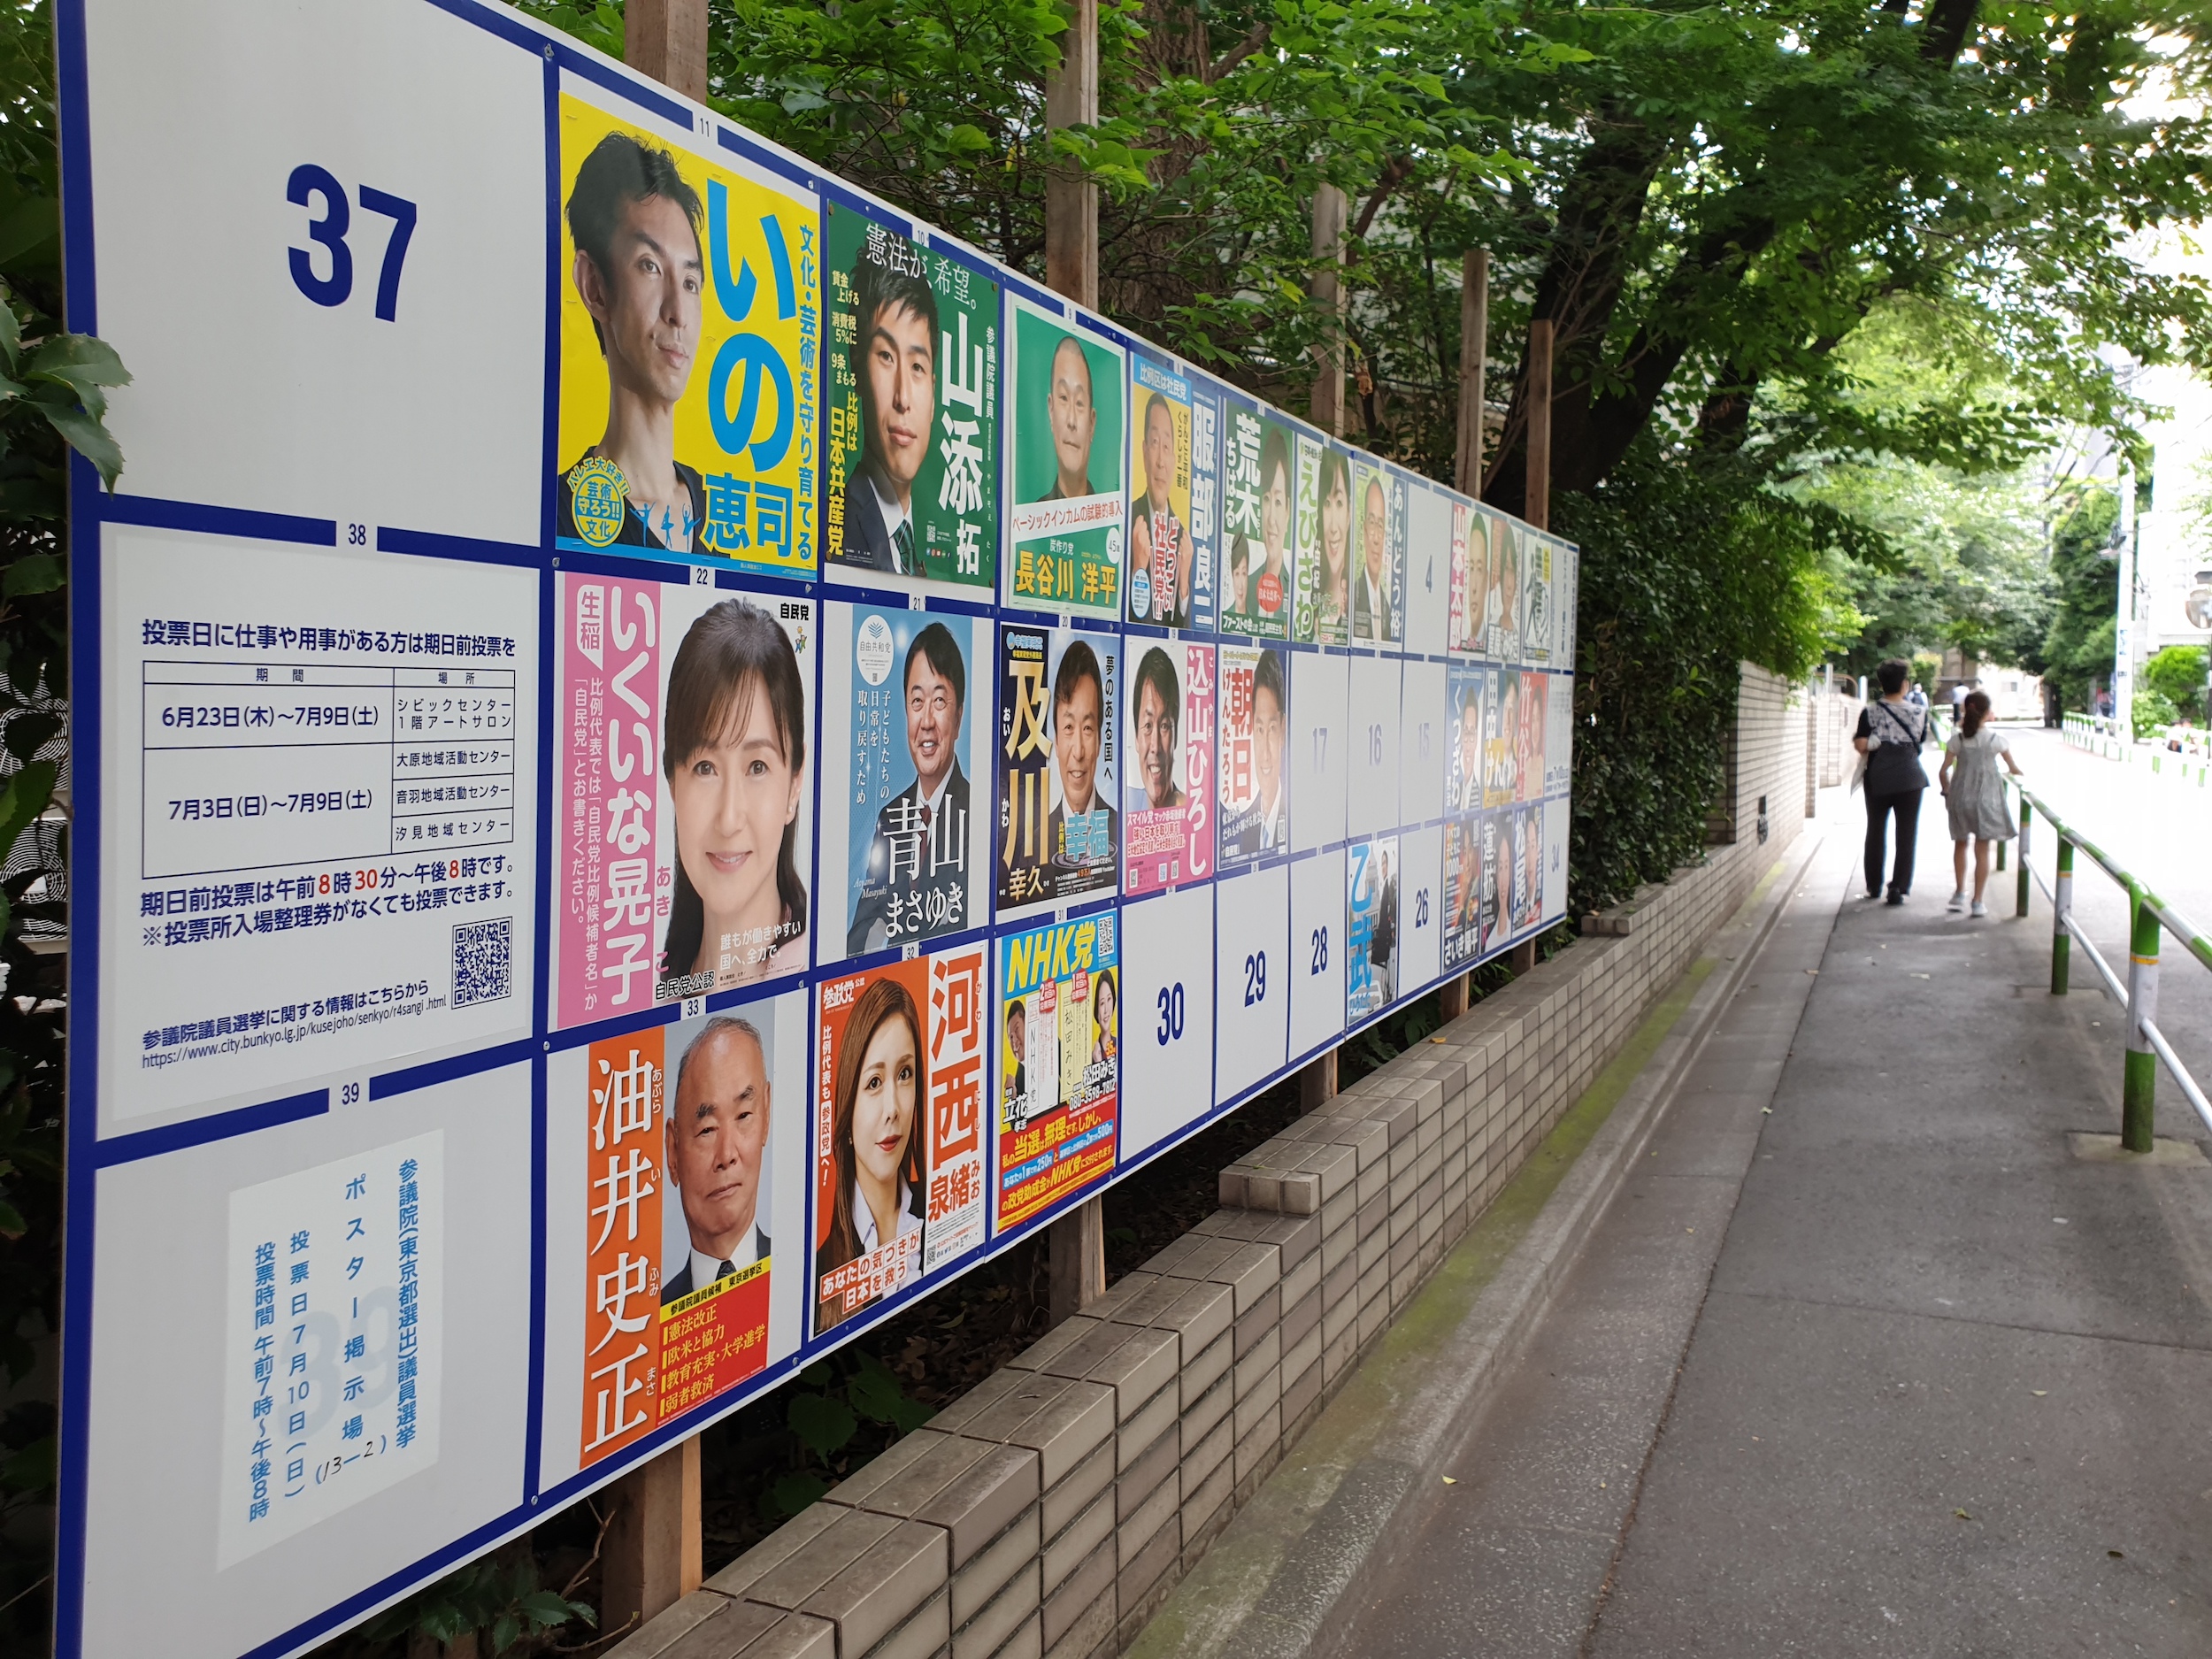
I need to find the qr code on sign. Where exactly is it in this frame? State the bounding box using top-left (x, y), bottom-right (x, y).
top-left (452, 918), bottom-right (512, 1009)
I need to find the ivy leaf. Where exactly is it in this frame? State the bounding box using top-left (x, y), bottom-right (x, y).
top-left (787, 1390), bottom-right (857, 1459)
top-left (2, 553), bottom-right (61, 598)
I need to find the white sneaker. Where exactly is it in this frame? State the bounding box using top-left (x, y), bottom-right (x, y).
top-left (1970, 901), bottom-right (1987, 918)
top-left (1947, 891), bottom-right (1966, 912)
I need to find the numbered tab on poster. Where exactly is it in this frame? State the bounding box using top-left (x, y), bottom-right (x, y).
top-left (1002, 296), bottom-right (1127, 615)
top-left (1289, 650), bottom-right (1348, 856)
top-left (995, 912), bottom-right (1120, 1231)
top-left (1402, 480), bottom-right (1451, 657)
top-left (554, 79), bottom-right (821, 577)
top-left (823, 207), bottom-right (1001, 594)
top-left (551, 573), bottom-right (816, 1032)
top-left (819, 604), bottom-right (993, 963)
top-left (1289, 850), bottom-right (1346, 1057)
top-left (1214, 866), bottom-right (1289, 1106)
top-left (81, 0), bottom-right (546, 541)
top-left (1118, 886), bottom-right (1215, 1162)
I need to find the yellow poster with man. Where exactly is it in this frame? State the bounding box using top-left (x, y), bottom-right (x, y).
top-left (554, 92), bottom-right (820, 577)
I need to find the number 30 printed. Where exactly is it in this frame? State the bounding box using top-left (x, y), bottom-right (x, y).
top-left (288, 165), bottom-right (418, 322)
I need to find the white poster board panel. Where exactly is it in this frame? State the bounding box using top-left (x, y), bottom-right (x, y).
top-left (1287, 850), bottom-right (1346, 1060)
top-left (1400, 659), bottom-right (1447, 825)
top-left (1118, 885), bottom-right (1217, 1162)
top-left (1543, 798), bottom-right (1571, 926)
top-left (79, 1063), bottom-right (533, 1659)
top-left (84, 0), bottom-right (545, 544)
top-left (1345, 656), bottom-right (1401, 841)
top-left (101, 524), bottom-right (538, 1134)
top-left (1213, 866), bottom-right (1289, 1105)
top-left (1545, 668), bottom-right (1575, 797)
top-left (539, 995), bottom-right (809, 1494)
top-left (1402, 482), bottom-right (1451, 657)
top-left (1288, 650), bottom-right (1348, 855)
top-left (1395, 823), bottom-right (1444, 997)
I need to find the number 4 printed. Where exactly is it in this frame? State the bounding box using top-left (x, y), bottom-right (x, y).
top-left (287, 165), bottom-right (418, 322)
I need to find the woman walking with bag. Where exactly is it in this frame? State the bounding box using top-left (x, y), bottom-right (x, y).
top-left (1854, 658), bottom-right (1931, 905)
top-left (1939, 689), bottom-right (2024, 917)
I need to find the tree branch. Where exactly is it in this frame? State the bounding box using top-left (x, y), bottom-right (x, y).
top-left (1208, 21), bottom-right (1270, 83)
top-left (1351, 157), bottom-right (1415, 240)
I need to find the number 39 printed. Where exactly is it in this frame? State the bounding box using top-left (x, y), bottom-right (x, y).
top-left (287, 164), bottom-right (418, 322)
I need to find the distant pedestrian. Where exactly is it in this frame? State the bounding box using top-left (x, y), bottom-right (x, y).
top-left (1906, 684), bottom-right (1929, 712)
top-left (1855, 658), bottom-right (1931, 905)
top-left (1948, 680), bottom-right (1968, 723)
top-left (1939, 690), bottom-right (2024, 918)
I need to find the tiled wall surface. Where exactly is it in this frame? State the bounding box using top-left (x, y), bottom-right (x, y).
top-left (608, 672), bottom-right (1807, 1659)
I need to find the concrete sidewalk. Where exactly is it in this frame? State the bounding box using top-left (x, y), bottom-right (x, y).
top-left (1176, 787), bottom-right (2212, 1658)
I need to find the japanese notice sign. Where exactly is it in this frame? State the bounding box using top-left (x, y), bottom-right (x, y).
top-left (1123, 641), bottom-right (1215, 895)
top-left (554, 87), bottom-right (820, 576)
top-left (1002, 295), bottom-right (1126, 614)
top-left (995, 913), bottom-right (1119, 1230)
top-left (811, 948), bottom-right (987, 1335)
top-left (823, 204), bottom-right (998, 590)
top-left (821, 604), bottom-right (991, 960)
top-left (552, 574), bottom-right (816, 1030)
top-left (995, 624), bottom-right (1121, 920)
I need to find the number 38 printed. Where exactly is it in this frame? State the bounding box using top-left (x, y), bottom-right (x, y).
top-left (287, 164), bottom-right (418, 322)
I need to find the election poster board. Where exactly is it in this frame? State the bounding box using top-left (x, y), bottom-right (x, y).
top-left (822, 204), bottom-right (999, 592)
top-left (550, 574), bottom-right (817, 1031)
top-left (818, 605), bottom-right (993, 961)
top-left (995, 913), bottom-right (1121, 1231)
top-left (994, 623), bottom-right (1121, 922)
top-left (1002, 296), bottom-right (1126, 615)
top-left (57, 5), bottom-right (1581, 1655)
top-left (553, 85), bottom-right (821, 577)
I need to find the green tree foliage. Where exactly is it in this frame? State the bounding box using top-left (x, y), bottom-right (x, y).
top-left (2037, 488), bottom-right (2122, 712)
top-left (2142, 642), bottom-right (2208, 723)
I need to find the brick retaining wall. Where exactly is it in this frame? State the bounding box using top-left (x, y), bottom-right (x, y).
top-left (608, 675), bottom-right (1806, 1659)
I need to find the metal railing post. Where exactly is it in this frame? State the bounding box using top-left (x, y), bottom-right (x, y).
top-left (2124, 889), bottom-right (2162, 1153)
top-left (2052, 837), bottom-right (2073, 995)
top-left (2016, 795), bottom-right (2031, 918)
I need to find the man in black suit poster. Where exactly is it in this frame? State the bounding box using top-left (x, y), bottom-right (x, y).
top-left (849, 621), bottom-right (972, 952)
top-left (661, 1017), bottom-right (773, 1303)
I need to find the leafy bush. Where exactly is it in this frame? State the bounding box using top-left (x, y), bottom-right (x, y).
top-left (2141, 646), bottom-right (2207, 725)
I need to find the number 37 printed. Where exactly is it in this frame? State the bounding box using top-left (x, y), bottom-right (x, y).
top-left (287, 164), bottom-right (417, 322)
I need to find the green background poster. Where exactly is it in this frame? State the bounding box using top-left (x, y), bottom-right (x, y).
top-left (1003, 297), bottom-right (1126, 615)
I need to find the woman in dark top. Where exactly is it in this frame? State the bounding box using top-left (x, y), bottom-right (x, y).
top-left (1854, 658), bottom-right (1931, 905)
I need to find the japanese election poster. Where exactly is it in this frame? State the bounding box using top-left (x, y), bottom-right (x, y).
top-left (1522, 530), bottom-right (1553, 664)
top-left (1447, 500), bottom-right (1483, 656)
top-left (1484, 666), bottom-right (1519, 810)
top-left (1449, 664), bottom-right (1489, 814)
top-left (1517, 672), bottom-right (1548, 803)
top-left (1305, 442), bottom-right (1354, 645)
top-left (1219, 398), bottom-right (1297, 640)
top-left (1003, 295), bottom-right (1127, 614)
top-left (553, 576), bottom-right (817, 1031)
top-left (553, 91), bottom-right (821, 576)
top-left (220, 1133), bottom-right (442, 1565)
top-left (1217, 643), bottom-right (1290, 867)
top-left (1351, 462), bottom-right (1403, 646)
top-left (576, 996), bottom-right (801, 1469)
top-left (995, 625), bottom-right (1121, 918)
top-left (823, 204), bottom-right (998, 589)
top-left (1346, 835), bottom-right (1400, 1020)
top-left (1291, 432), bottom-right (1325, 643)
top-left (1442, 817), bottom-right (1487, 969)
top-left (107, 528), bottom-right (537, 1130)
top-left (1504, 804), bottom-right (1542, 935)
top-left (1124, 641), bottom-right (1216, 895)
top-left (1125, 350), bottom-right (1196, 627)
top-left (1187, 373), bottom-right (1223, 633)
top-left (819, 605), bottom-right (992, 961)
top-left (995, 913), bottom-right (1120, 1230)
top-left (1485, 511), bottom-right (1523, 663)
top-left (811, 947), bottom-right (987, 1336)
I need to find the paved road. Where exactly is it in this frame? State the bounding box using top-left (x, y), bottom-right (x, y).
top-left (1326, 785), bottom-right (2212, 1657)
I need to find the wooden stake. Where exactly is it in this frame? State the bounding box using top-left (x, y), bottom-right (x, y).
top-left (1048, 1197), bottom-right (1107, 1322)
top-left (1044, 0), bottom-right (1100, 308)
top-left (1455, 250), bottom-right (1489, 495)
top-left (601, 1436), bottom-right (701, 1640)
top-left (1439, 974), bottom-right (1470, 1020)
top-left (622, 0), bottom-right (709, 101)
top-left (1300, 1048), bottom-right (1338, 1113)
top-left (1524, 318), bottom-right (1553, 532)
top-left (1310, 183), bottom-right (1348, 434)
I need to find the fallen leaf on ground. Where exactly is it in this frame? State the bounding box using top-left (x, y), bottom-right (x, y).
top-left (2032, 1390), bottom-right (2047, 1397)
top-left (1441, 1475), bottom-right (1457, 1485)
top-left (1955, 1509), bottom-right (1973, 1520)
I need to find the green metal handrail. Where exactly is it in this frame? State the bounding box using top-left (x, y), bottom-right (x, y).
top-left (2007, 779), bottom-right (2212, 1148)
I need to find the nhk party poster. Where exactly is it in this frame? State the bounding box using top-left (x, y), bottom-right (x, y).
top-left (554, 92), bottom-right (819, 576)
top-left (1003, 295), bottom-right (1126, 615)
top-left (823, 204), bottom-right (998, 589)
top-left (1125, 351), bottom-right (1194, 628)
top-left (811, 945), bottom-right (987, 1337)
top-left (554, 574), bottom-right (816, 1030)
top-left (996, 914), bottom-right (1120, 1230)
top-left (1124, 641), bottom-right (1216, 895)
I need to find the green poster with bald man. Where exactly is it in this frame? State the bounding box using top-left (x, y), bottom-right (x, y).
top-left (1002, 294), bottom-right (1127, 617)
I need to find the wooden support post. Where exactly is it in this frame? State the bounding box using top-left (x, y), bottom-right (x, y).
top-left (1048, 1195), bottom-right (1107, 1322)
top-left (1044, 0), bottom-right (1099, 308)
top-left (602, 1436), bottom-right (702, 1642)
top-left (623, 0), bottom-right (710, 100)
top-left (1524, 318), bottom-right (1553, 533)
top-left (1439, 974), bottom-right (1469, 1020)
top-left (597, 9), bottom-right (710, 1638)
top-left (1310, 182), bottom-right (1348, 434)
top-left (1509, 941), bottom-right (1536, 974)
top-left (1300, 1048), bottom-right (1338, 1113)
top-left (1455, 249), bottom-right (1489, 495)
